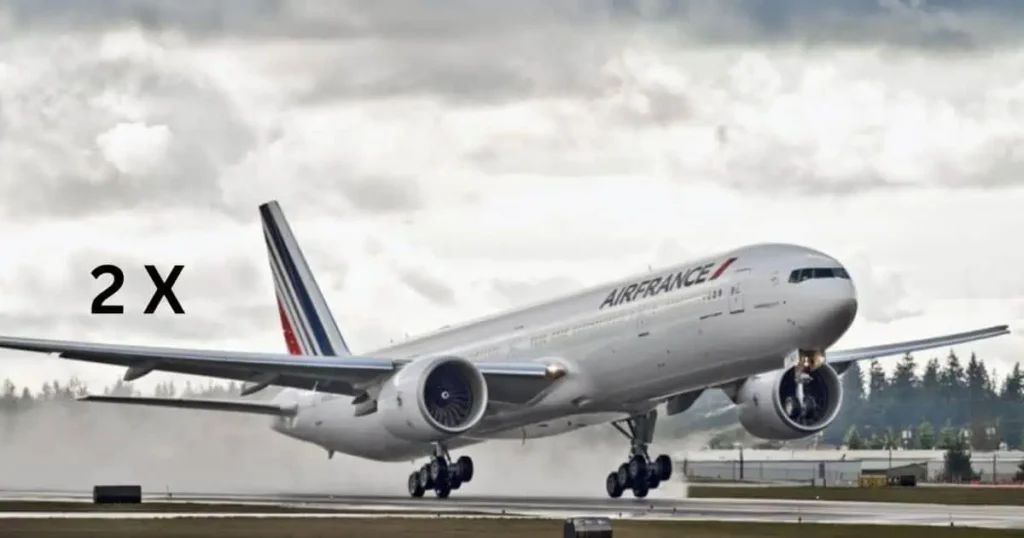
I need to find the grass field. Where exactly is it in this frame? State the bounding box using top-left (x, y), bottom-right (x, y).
top-left (0, 518), bottom-right (1018, 538)
top-left (687, 485), bottom-right (1024, 505)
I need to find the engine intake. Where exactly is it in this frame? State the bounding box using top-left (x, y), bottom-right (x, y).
top-left (735, 360), bottom-right (843, 441)
top-left (378, 356), bottom-right (489, 443)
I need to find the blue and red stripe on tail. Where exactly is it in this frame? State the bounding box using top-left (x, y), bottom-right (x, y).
top-left (260, 201), bottom-right (351, 357)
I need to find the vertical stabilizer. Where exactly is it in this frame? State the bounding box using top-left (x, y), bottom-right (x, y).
top-left (259, 201), bottom-right (351, 357)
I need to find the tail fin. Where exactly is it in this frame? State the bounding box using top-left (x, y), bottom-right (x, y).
top-left (259, 201), bottom-right (351, 357)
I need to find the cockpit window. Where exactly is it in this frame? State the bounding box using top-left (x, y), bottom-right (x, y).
top-left (789, 267), bottom-right (850, 283)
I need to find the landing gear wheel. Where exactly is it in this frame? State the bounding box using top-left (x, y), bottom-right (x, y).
top-left (434, 481), bottom-right (451, 499)
top-left (409, 445), bottom-right (474, 499)
top-left (616, 463), bottom-right (631, 489)
top-left (456, 455), bottom-right (474, 482)
top-left (430, 458), bottom-right (448, 483)
top-left (632, 481), bottom-right (649, 498)
top-left (627, 455), bottom-right (648, 482)
top-left (655, 454), bottom-right (673, 481)
top-left (606, 472), bottom-right (623, 498)
top-left (448, 468), bottom-right (463, 490)
top-left (646, 469), bottom-right (661, 489)
top-left (408, 472), bottom-right (425, 498)
top-left (606, 409), bottom-right (672, 499)
top-left (418, 465), bottom-right (433, 490)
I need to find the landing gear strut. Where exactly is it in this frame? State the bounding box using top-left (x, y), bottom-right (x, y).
top-left (605, 409), bottom-right (673, 499)
top-left (407, 444), bottom-right (474, 499)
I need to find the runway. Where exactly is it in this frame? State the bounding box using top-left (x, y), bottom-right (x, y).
top-left (2, 489), bottom-right (1023, 529)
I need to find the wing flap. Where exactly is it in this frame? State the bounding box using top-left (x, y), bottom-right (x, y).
top-left (79, 395), bottom-right (298, 416)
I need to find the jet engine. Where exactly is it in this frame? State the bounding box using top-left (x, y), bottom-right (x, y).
top-left (377, 355), bottom-right (489, 443)
top-left (734, 360), bottom-right (843, 441)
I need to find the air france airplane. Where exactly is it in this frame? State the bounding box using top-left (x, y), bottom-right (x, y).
top-left (0, 201), bottom-right (1010, 500)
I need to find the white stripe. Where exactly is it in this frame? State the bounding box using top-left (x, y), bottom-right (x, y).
top-left (264, 229), bottom-right (319, 355)
top-left (263, 225), bottom-right (323, 355)
top-left (270, 204), bottom-right (348, 354)
top-left (262, 224), bottom-right (321, 354)
top-left (268, 249), bottom-right (316, 355)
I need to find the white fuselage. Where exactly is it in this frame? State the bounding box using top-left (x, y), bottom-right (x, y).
top-left (269, 243), bottom-right (858, 461)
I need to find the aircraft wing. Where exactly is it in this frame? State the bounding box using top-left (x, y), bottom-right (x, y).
top-left (826, 324), bottom-right (1010, 374)
top-left (0, 336), bottom-right (564, 404)
top-left (77, 395), bottom-right (299, 417)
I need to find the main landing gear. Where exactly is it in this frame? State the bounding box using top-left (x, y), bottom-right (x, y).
top-left (407, 444), bottom-right (474, 499)
top-left (605, 409), bottom-right (673, 499)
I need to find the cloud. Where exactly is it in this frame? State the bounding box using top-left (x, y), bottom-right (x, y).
top-left (0, 0), bottom-right (1021, 408)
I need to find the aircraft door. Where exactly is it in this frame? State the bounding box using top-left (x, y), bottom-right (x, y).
top-left (729, 268), bottom-right (750, 314)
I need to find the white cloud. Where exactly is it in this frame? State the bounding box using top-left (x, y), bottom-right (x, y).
top-left (96, 121), bottom-right (172, 176)
top-left (0, 1), bottom-right (1022, 395)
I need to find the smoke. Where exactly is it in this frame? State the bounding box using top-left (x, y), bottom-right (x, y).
top-left (0, 401), bottom-right (700, 500)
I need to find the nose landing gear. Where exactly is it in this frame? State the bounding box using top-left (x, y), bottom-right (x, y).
top-left (604, 409), bottom-right (673, 498)
top-left (407, 443), bottom-right (474, 499)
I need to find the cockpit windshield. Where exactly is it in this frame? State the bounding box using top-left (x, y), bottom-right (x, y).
top-left (788, 267), bottom-right (850, 283)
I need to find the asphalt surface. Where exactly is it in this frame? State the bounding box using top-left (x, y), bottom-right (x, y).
top-left (1, 489), bottom-right (1023, 529)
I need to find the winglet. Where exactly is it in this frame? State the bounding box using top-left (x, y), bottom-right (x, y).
top-left (260, 201), bottom-right (351, 357)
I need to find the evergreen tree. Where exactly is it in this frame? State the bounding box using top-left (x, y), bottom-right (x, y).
top-left (940, 351), bottom-right (967, 425)
top-left (938, 421), bottom-right (959, 449)
top-left (866, 360), bottom-right (888, 430)
top-left (844, 426), bottom-right (865, 449)
top-left (917, 420), bottom-right (935, 449)
top-left (920, 357), bottom-right (943, 427)
top-left (1000, 364), bottom-right (1024, 449)
top-left (942, 435), bottom-right (975, 483)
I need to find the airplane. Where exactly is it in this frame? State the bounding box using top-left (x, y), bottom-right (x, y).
top-left (0, 201), bottom-right (1010, 500)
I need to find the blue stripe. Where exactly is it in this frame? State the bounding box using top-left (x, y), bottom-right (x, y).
top-left (260, 204), bottom-right (336, 356)
top-left (264, 234), bottom-right (317, 354)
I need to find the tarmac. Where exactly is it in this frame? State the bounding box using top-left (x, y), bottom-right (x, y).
top-left (1, 489), bottom-right (1023, 529)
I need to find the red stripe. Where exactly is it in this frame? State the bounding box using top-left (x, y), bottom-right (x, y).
top-left (277, 298), bottom-right (302, 355)
top-left (710, 257), bottom-right (737, 280)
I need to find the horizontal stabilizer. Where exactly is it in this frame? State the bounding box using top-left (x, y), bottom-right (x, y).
top-left (78, 395), bottom-right (297, 417)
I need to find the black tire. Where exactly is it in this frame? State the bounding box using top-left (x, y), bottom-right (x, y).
top-left (408, 472), bottom-right (425, 498)
top-left (655, 454), bottom-right (673, 481)
top-left (646, 468), bottom-right (661, 489)
top-left (628, 455), bottom-right (647, 482)
top-left (632, 481), bottom-right (649, 498)
top-left (418, 465), bottom-right (433, 489)
top-left (617, 463), bottom-right (631, 488)
top-left (435, 483), bottom-right (451, 499)
top-left (456, 455), bottom-right (474, 482)
top-left (448, 468), bottom-right (463, 490)
top-left (606, 472), bottom-right (623, 498)
top-left (430, 458), bottom-right (448, 483)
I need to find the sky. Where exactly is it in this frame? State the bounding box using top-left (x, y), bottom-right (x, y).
top-left (1, 0), bottom-right (1023, 393)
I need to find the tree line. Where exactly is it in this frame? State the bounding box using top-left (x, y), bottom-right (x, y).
top-left (3, 349), bottom-right (1023, 453)
top-left (1, 377), bottom-right (246, 413)
top-left (823, 351), bottom-right (1024, 451)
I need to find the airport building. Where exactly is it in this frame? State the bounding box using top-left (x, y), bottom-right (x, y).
top-left (674, 449), bottom-right (1024, 485)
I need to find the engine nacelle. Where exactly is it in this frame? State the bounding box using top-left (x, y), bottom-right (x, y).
top-left (735, 362), bottom-right (843, 441)
top-left (377, 355), bottom-right (489, 443)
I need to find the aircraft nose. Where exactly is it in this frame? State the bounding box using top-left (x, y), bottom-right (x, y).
top-left (795, 279), bottom-right (859, 349)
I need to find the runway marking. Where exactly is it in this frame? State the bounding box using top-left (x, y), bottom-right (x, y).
top-left (2, 489), bottom-right (1022, 530)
